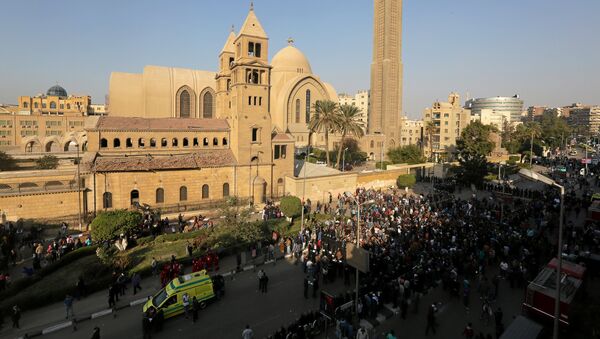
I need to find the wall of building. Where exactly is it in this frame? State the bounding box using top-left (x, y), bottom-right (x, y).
top-left (0, 190), bottom-right (81, 222)
top-left (0, 114), bottom-right (86, 152)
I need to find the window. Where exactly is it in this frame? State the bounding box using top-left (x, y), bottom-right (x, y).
top-left (251, 128), bottom-right (259, 143)
top-left (274, 145), bottom-right (287, 159)
top-left (67, 104), bottom-right (70, 109)
top-left (305, 90), bottom-right (311, 123)
top-left (259, 97), bottom-right (262, 106)
top-left (156, 188), bottom-right (164, 204)
top-left (126, 138), bottom-right (133, 148)
top-left (42, 103), bottom-right (47, 109)
top-left (183, 138), bottom-right (189, 147)
top-left (179, 90), bottom-right (191, 118)
top-left (222, 183), bottom-right (230, 197)
top-left (193, 138), bottom-right (199, 147)
top-left (113, 138), bottom-right (121, 148)
top-left (100, 138), bottom-right (108, 148)
top-left (179, 186), bottom-right (187, 202)
top-left (203, 137), bottom-right (209, 146)
top-left (248, 96), bottom-right (252, 105)
top-left (50, 102), bottom-right (57, 109)
top-left (370, 140), bottom-right (374, 148)
top-left (0, 130), bottom-right (10, 136)
top-left (161, 138), bottom-right (167, 147)
top-left (202, 184), bottom-right (209, 199)
top-left (172, 138), bottom-right (178, 147)
top-left (255, 43), bottom-right (261, 57)
top-left (60, 104), bottom-right (64, 109)
top-left (222, 137), bottom-right (228, 146)
top-left (203, 91), bottom-right (213, 119)
top-left (248, 42), bottom-right (259, 57)
top-left (34, 102), bottom-right (39, 108)
top-left (103, 192), bottom-right (112, 209)
top-left (23, 102), bottom-right (28, 108)
top-left (150, 138), bottom-right (156, 147)
top-left (138, 138), bottom-right (145, 147)
top-left (213, 137), bottom-right (218, 146)
top-left (295, 99), bottom-right (301, 123)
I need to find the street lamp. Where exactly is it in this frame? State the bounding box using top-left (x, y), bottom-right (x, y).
top-left (342, 147), bottom-right (348, 172)
top-left (350, 197), bottom-right (375, 315)
top-left (70, 141), bottom-right (82, 231)
top-left (518, 168), bottom-right (565, 339)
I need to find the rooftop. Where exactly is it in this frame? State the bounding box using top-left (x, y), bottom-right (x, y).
top-left (90, 150), bottom-right (237, 172)
top-left (93, 116), bottom-right (230, 131)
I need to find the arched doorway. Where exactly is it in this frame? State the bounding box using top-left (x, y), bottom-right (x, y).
top-left (252, 177), bottom-right (267, 204)
top-left (45, 141), bottom-right (60, 152)
top-left (25, 140), bottom-right (41, 153)
top-left (130, 190), bottom-right (140, 206)
top-left (276, 178), bottom-right (284, 197)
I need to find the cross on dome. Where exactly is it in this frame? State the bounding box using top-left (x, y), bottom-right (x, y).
top-left (287, 38), bottom-right (294, 46)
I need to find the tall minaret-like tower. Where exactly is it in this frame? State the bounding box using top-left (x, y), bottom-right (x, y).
top-left (369, 0), bottom-right (403, 148)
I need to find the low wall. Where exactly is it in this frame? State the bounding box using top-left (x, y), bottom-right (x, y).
top-left (0, 189), bottom-right (81, 222)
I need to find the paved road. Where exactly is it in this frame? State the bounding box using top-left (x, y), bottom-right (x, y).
top-left (44, 259), bottom-right (347, 339)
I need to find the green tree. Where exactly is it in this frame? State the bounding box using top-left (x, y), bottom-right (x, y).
top-left (539, 112), bottom-right (570, 148)
top-left (455, 121), bottom-right (496, 186)
top-left (0, 151), bottom-right (16, 171)
top-left (334, 104), bottom-right (365, 170)
top-left (387, 145), bottom-right (426, 164)
top-left (309, 100), bottom-right (341, 167)
top-left (396, 174), bottom-right (416, 188)
top-left (35, 155), bottom-right (59, 169)
top-left (279, 196), bottom-right (302, 219)
top-left (90, 210), bottom-right (142, 242)
top-left (424, 121), bottom-right (435, 160)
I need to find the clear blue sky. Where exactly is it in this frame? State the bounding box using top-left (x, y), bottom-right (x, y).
top-left (1, 0), bottom-right (598, 118)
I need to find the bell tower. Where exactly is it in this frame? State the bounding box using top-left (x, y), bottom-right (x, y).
top-left (215, 26), bottom-right (236, 119)
top-left (228, 4), bottom-right (272, 166)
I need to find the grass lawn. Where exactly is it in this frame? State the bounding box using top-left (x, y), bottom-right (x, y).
top-left (125, 239), bottom-right (191, 273)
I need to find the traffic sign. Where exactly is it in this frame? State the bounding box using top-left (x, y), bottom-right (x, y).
top-left (581, 158), bottom-right (592, 164)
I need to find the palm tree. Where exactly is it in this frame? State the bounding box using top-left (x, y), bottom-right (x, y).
top-left (424, 121), bottom-right (435, 161)
top-left (335, 104), bottom-right (365, 169)
top-left (309, 100), bottom-right (340, 166)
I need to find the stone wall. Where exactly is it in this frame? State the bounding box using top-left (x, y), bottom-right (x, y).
top-left (0, 190), bottom-right (81, 222)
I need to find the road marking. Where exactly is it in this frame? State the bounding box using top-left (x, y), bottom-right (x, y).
top-left (243, 265), bottom-right (254, 271)
top-left (91, 309), bottom-right (113, 319)
top-left (42, 321), bottom-right (72, 334)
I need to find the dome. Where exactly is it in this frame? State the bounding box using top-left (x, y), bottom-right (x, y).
top-left (271, 45), bottom-right (312, 74)
top-left (47, 85), bottom-right (68, 97)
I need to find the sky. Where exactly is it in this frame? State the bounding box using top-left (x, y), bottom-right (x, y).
top-left (0, 0), bottom-right (598, 119)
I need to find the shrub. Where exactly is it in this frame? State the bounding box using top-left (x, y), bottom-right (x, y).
top-left (280, 196), bottom-right (302, 218)
top-left (484, 174), bottom-right (498, 182)
top-left (375, 161), bottom-right (392, 170)
top-left (396, 174), bottom-right (416, 188)
top-left (35, 155), bottom-right (59, 169)
top-left (90, 210), bottom-right (142, 242)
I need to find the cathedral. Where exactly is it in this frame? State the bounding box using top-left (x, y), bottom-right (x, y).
top-left (108, 6), bottom-right (338, 149)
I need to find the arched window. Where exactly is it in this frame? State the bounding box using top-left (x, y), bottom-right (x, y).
top-left (222, 137), bottom-right (228, 146)
top-left (295, 99), bottom-right (301, 123)
top-left (305, 90), bottom-right (311, 123)
top-left (203, 137), bottom-right (209, 146)
top-left (183, 138), bottom-right (189, 147)
top-left (113, 138), bottom-right (120, 148)
top-left (222, 183), bottom-right (230, 197)
top-left (213, 137), bottom-right (218, 146)
top-left (150, 138), bottom-right (156, 147)
top-left (100, 138), bottom-right (108, 148)
top-left (161, 138), bottom-right (168, 147)
top-left (34, 102), bottom-right (39, 109)
top-left (179, 186), bottom-right (187, 201)
top-left (103, 192), bottom-right (112, 209)
top-left (130, 190), bottom-right (140, 206)
top-left (126, 138), bottom-right (133, 148)
top-left (180, 90), bottom-right (191, 118)
top-left (156, 188), bottom-right (164, 204)
top-left (193, 138), bottom-right (199, 147)
top-left (203, 91), bottom-right (213, 119)
top-left (172, 138), bottom-right (178, 147)
top-left (370, 140), bottom-right (375, 148)
top-left (23, 102), bottom-right (28, 108)
top-left (202, 184), bottom-right (209, 199)
top-left (50, 102), bottom-right (57, 109)
top-left (138, 138), bottom-right (145, 147)
top-left (66, 104), bottom-right (70, 109)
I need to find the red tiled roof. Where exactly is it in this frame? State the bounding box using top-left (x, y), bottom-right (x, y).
top-left (91, 150), bottom-right (237, 172)
top-left (93, 117), bottom-right (230, 131)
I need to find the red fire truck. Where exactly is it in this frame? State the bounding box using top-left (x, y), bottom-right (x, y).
top-left (522, 259), bottom-right (586, 327)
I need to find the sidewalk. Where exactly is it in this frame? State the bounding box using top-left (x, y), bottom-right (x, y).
top-left (1, 247), bottom-right (285, 338)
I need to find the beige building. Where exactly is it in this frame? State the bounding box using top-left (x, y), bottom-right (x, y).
top-left (399, 117), bottom-right (423, 147)
top-left (368, 0), bottom-right (403, 149)
top-left (422, 93), bottom-right (471, 161)
top-left (338, 90), bottom-right (370, 129)
top-left (569, 105), bottom-right (600, 134)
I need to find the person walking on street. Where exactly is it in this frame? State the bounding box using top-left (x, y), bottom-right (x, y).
top-left (91, 326), bottom-right (100, 339)
top-left (356, 326), bottom-right (369, 339)
top-left (257, 269), bottom-right (265, 292)
top-left (182, 292), bottom-right (190, 319)
top-left (192, 296), bottom-right (199, 323)
top-left (132, 272), bottom-right (142, 295)
top-left (425, 303), bottom-right (437, 335)
top-left (151, 257), bottom-right (158, 275)
top-left (463, 322), bottom-right (475, 338)
top-left (11, 305), bottom-right (21, 329)
top-left (261, 271), bottom-right (269, 293)
top-left (64, 294), bottom-right (74, 319)
top-left (242, 324), bottom-right (254, 339)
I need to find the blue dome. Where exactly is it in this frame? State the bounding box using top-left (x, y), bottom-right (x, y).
top-left (47, 85), bottom-right (68, 97)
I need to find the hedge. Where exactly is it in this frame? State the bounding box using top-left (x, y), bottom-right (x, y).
top-left (280, 196), bottom-right (302, 218)
top-left (396, 174), bottom-right (416, 188)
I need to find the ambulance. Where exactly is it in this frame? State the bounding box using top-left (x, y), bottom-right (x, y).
top-left (143, 270), bottom-right (224, 319)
